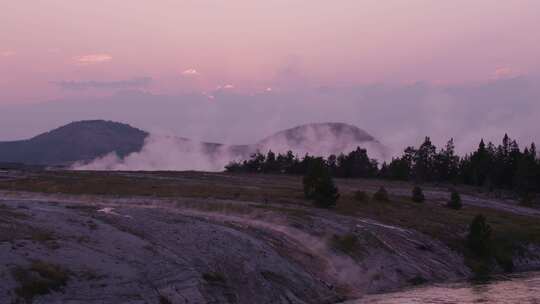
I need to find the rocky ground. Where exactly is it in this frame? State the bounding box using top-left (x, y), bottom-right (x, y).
top-left (0, 170), bottom-right (539, 303)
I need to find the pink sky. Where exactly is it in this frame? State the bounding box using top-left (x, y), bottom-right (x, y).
top-left (1, 0), bottom-right (539, 104)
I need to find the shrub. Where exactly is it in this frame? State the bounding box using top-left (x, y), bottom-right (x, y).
top-left (447, 190), bottom-right (462, 210)
top-left (11, 261), bottom-right (69, 303)
top-left (354, 190), bottom-right (369, 202)
top-left (373, 186), bottom-right (389, 201)
top-left (411, 186), bottom-right (425, 203)
top-left (303, 158), bottom-right (339, 208)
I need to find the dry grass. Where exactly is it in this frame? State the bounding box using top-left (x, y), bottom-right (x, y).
top-left (0, 171), bottom-right (305, 205)
top-left (2, 170), bottom-right (540, 255)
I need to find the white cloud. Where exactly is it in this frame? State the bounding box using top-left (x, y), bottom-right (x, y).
top-left (493, 66), bottom-right (519, 79)
top-left (216, 84), bottom-right (234, 90)
top-left (202, 92), bottom-right (215, 100)
top-left (52, 77), bottom-right (152, 90)
top-left (182, 68), bottom-right (200, 76)
top-left (73, 54), bottom-right (112, 65)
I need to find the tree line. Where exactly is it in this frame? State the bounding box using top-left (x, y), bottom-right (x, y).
top-left (226, 134), bottom-right (540, 199)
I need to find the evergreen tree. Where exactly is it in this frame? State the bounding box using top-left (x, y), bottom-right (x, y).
top-left (467, 214), bottom-right (492, 258)
top-left (447, 190), bottom-right (462, 210)
top-left (413, 137), bottom-right (437, 182)
top-left (302, 158), bottom-right (339, 208)
top-left (470, 139), bottom-right (492, 186)
top-left (386, 146), bottom-right (416, 180)
top-left (334, 147), bottom-right (378, 178)
top-left (434, 138), bottom-right (459, 182)
top-left (515, 144), bottom-right (539, 203)
top-left (247, 151), bottom-right (266, 172)
top-left (327, 154), bottom-right (337, 175)
top-left (412, 186), bottom-right (425, 203)
top-left (265, 150), bottom-right (282, 173)
top-left (224, 135), bottom-right (540, 197)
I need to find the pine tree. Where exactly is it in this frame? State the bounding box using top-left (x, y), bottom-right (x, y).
top-left (470, 139), bottom-right (491, 186)
top-left (412, 186), bottom-right (425, 203)
top-left (515, 145), bottom-right (538, 203)
top-left (263, 150), bottom-right (278, 173)
top-left (467, 214), bottom-right (492, 258)
top-left (413, 137), bottom-right (437, 182)
top-left (447, 190), bottom-right (462, 210)
top-left (434, 138), bottom-right (459, 182)
top-left (303, 158), bottom-right (339, 208)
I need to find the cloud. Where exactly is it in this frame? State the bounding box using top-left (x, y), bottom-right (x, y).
top-left (493, 66), bottom-right (519, 79)
top-left (202, 92), bottom-right (215, 100)
top-left (216, 84), bottom-right (234, 90)
top-left (182, 68), bottom-right (200, 76)
top-left (73, 53), bottom-right (112, 65)
top-left (52, 77), bottom-right (152, 90)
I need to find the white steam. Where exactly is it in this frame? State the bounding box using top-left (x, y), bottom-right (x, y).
top-left (255, 123), bottom-right (388, 160)
top-left (73, 134), bottom-right (240, 171)
top-left (73, 123), bottom-right (388, 171)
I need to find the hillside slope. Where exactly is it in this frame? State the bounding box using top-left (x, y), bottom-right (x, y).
top-left (0, 120), bottom-right (148, 165)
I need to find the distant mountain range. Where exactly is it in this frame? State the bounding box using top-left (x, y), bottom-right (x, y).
top-left (0, 120), bottom-right (387, 166)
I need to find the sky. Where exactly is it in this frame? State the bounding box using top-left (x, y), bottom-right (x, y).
top-left (1, 1), bottom-right (540, 155)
